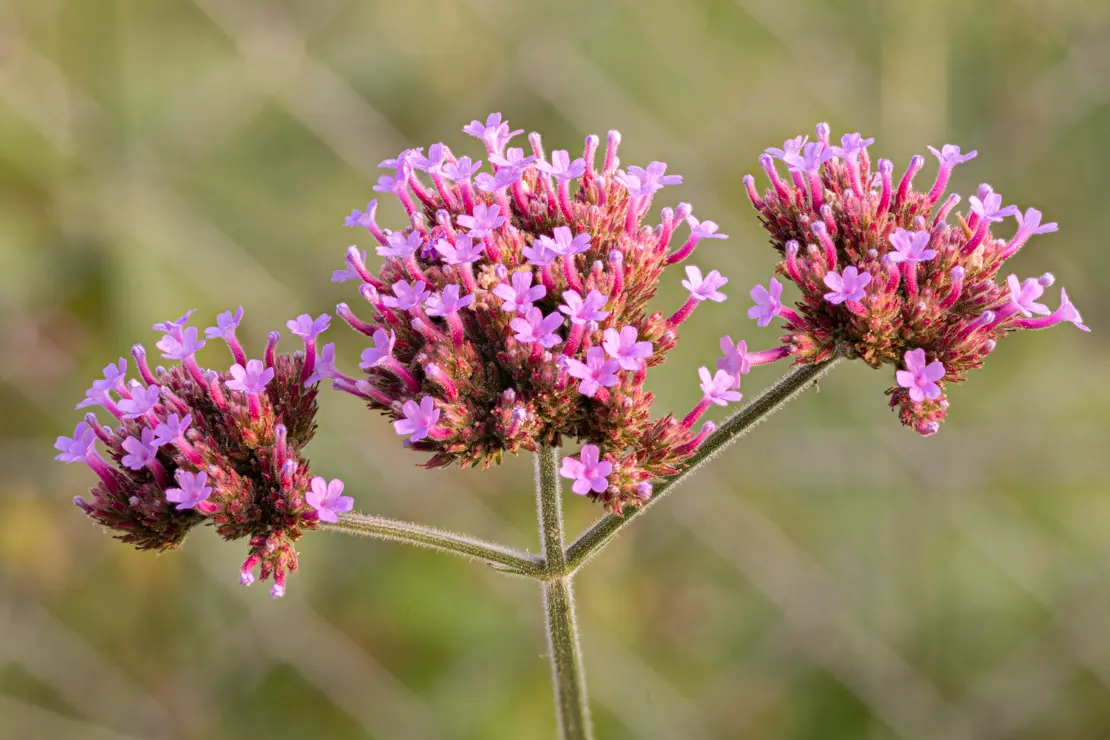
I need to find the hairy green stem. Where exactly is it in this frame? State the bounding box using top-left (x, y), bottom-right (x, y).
top-left (564, 357), bottom-right (841, 572)
top-left (536, 445), bottom-right (593, 740)
top-left (324, 512), bottom-right (545, 576)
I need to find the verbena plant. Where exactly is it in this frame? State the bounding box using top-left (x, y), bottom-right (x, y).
top-left (56, 115), bottom-right (1086, 739)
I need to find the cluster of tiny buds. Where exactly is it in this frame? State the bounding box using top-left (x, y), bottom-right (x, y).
top-left (742, 123), bottom-right (1088, 434)
top-left (55, 307), bottom-right (351, 596)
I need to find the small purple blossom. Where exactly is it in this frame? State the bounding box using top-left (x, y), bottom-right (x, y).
top-left (1007, 274), bottom-right (1051, 318)
top-left (522, 238), bottom-right (560, 267)
top-left (426, 284), bottom-right (474, 317)
top-left (54, 421), bottom-right (95, 463)
top-left (442, 156), bottom-right (482, 183)
top-left (617, 161), bottom-right (682, 197)
top-left (410, 143), bottom-right (448, 174)
top-left (783, 142), bottom-right (835, 174)
top-left (1014, 207), bottom-right (1058, 236)
top-left (681, 266), bottom-right (728, 302)
top-left (156, 326), bottom-right (205, 360)
top-left (226, 359), bottom-right (275, 394)
top-left (91, 359), bottom-right (127, 392)
top-left (152, 310), bottom-right (196, 336)
top-left (1055, 289), bottom-right (1090, 332)
top-left (686, 216), bottom-right (728, 242)
top-left (748, 278), bottom-right (783, 327)
top-left (332, 249), bottom-right (367, 282)
top-left (393, 396), bottom-right (440, 442)
top-left (535, 150), bottom-right (586, 182)
top-left (165, 470), bottom-right (213, 510)
top-left (559, 289), bottom-right (610, 325)
top-left (559, 444), bottom-right (613, 496)
top-left (564, 347), bottom-right (622, 398)
top-left (823, 266), bottom-right (872, 304)
top-left (381, 280), bottom-right (431, 311)
top-left (286, 313), bottom-right (330, 341)
top-left (205, 307), bottom-right (244, 340)
top-left (345, 202), bottom-right (379, 228)
top-left (433, 236), bottom-right (483, 265)
top-left (540, 226), bottom-right (592, 257)
top-left (887, 228), bottom-right (938, 264)
top-left (699, 367), bottom-right (743, 406)
top-left (360, 329), bottom-right (396, 369)
top-left (462, 113), bottom-right (521, 153)
top-left (927, 144), bottom-right (977, 167)
top-left (510, 308), bottom-right (564, 347)
top-left (304, 343), bottom-right (340, 385)
top-left (602, 326), bottom-right (652, 371)
top-left (831, 132), bottom-right (875, 161)
top-left (456, 204), bottom-right (506, 237)
top-left (493, 272), bottom-right (546, 313)
top-left (121, 428), bottom-right (161, 470)
top-left (896, 349), bottom-right (945, 403)
top-left (969, 191), bottom-right (1019, 223)
top-left (306, 476), bottom-right (354, 523)
top-left (474, 168), bottom-right (521, 193)
top-left (117, 384), bottom-right (162, 418)
top-left (717, 336), bottom-right (751, 378)
top-left (765, 135), bottom-right (808, 160)
top-left (378, 231), bottom-right (423, 258)
top-left (489, 147), bottom-right (536, 171)
top-left (153, 413), bottom-right (193, 446)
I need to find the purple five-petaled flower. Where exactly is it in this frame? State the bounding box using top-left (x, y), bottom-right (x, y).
top-left (165, 470), bottom-right (213, 510)
top-left (783, 142), bottom-right (835, 174)
top-left (226, 359), bottom-right (275, 394)
top-left (602, 326), bottom-right (652, 371)
top-left (823, 266), bottom-right (872, 304)
top-left (748, 278), bottom-right (783, 327)
top-left (456, 204), bottom-right (506, 237)
top-left (55, 421), bottom-right (95, 463)
top-left (493, 272), bottom-right (547, 313)
top-left (682, 266), bottom-right (728, 302)
top-left (1014, 207), bottom-right (1058, 237)
top-left (686, 216), bottom-right (728, 241)
top-left (540, 226), bottom-right (591, 257)
top-left (382, 280), bottom-right (431, 311)
top-left (462, 113), bottom-right (522, 153)
top-left (559, 289), bottom-right (610, 325)
top-left (617, 161), bottom-right (682, 197)
top-left (426, 284), bottom-right (474, 317)
top-left (559, 444), bottom-right (613, 496)
top-left (360, 329), bottom-right (396, 369)
top-left (304, 343), bottom-right (340, 385)
top-left (488, 147), bottom-right (536, 172)
top-left (969, 191), bottom-right (1019, 223)
top-left (535, 150), bottom-right (586, 182)
top-left (474, 168), bottom-right (521, 193)
top-left (1007, 275), bottom-right (1051, 317)
top-left (717, 336), bottom-right (751, 379)
top-left (378, 231), bottom-right (423, 258)
top-left (433, 236), bottom-right (484, 265)
top-left (896, 349), bottom-right (946, 403)
top-left (153, 413), bottom-right (193, 446)
top-left (152, 310), bottom-right (196, 336)
top-left (91, 358), bottom-right (128, 392)
top-left (442, 156), bottom-right (482, 183)
top-left (765, 135), bottom-right (808, 160)
top-left (121, 427), bottom-right (162, 470)
top-left (287, 313), bottom-right (330, 341)
top-left (831, 132), bottom-right (874, 162)
top-left (306, 476), bottom-right (354, 523)
top-left (699, 367), bottom-right (743, 405)
top-left (510, 308), bottom-right (565, 348)
top-left (522, 238), bottom-right (559, 267)
top-left (564, 347), bottom-right (621, 398)
top-left (117, 383), bottom-right (162, 418)
top-left (332, 249), bottom-right (367, 282)
top-left (156, 326), bottom-right (205, 360)
top-left (393, 396), bottom-right (440, 442)
top-left (887, 228), bottom-right (938, 264)
top-left (205, 307), bottom-right (244, 340)
top-left (927, 144), bottom-right (977, 167)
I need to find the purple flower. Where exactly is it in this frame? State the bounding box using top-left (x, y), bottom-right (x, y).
top-left (345, 202), bottom-right (379, 227)
top-left (226, 359), bottom-right (275, 394)
top-left (489, 147), bottom-right (536, 171)
top-left (831, 132), bottom-right (874, 162)
top-left (156, 326), bottom-right (205, 360)
top-left (426, 284), bottom-right (474, 317)
top-left (378, 231), bottom-right (423, 258)
top-left (442, 156), bottom-right (482, 183)
top-left (927, 144), bottom-right (977, 167)
top-left (393, 396), bottom-right (440, 442)
top-left (617, 161), bottom-right (682, 197)
top-left (539, 226), bottom-right (591, 257)
top-left (433, 236), bottom-right (484, 265)
top-left (681, 266), bottom-right (728, 302)
top-left (410, 143), bottom-right (449, 174)
top-left (462, 113), bottom-right (522, 153)
top-left (153, 413), bottom-right (193, 446)
top-left (765, 135), bottom-right (808, 160)
top-left (699, 367), bottom-right (743, 406)
top-left (887, 228), bottom-right (938, 264)
top-left (382, 280), bottom-right (431, 311)
top-left (165, 470), bottom-right (213, 510)
top-left (969, 190), bottom-right (1018, 223)
top-left (510, 308), bottom-right (564, 348)
top-left (1007, 275), bottom-right (1050, 317)
top-left (152, 310), bottom-right (196, 336)
top-left (205, 307), bottom-right (244, 339)
top-left (493, 272), bottom-right (546, 313)
top-left (564, 347), bottom-right (622, 398)
top-left (55, 421), bottom-right (95, 463)
top-left (286, 313), bottom-right (331, 341)
top-left (896, 348), bottom-right (945, 403)
top-left (559, 444), bottom-right (613, 496)
top-left (535, 150), bottom-right (586, 182)
top-left (75, 386), bottom-right (113, 412)
top-left (686, 216), bottom-right (728, 242)
top-left (1014, 207), bottom-right (1058, 237)
top-left (332, 249), bottom-right (367, 282)
top-left (456, 204), bottom-right (506, 237)
top-left (121, 428), bottom-right (161, 470)
top-left (91, 358), bottom-right (128, 392)
top-left (823, 266), bottom-right (872, 304)
top-left (306, 476), bottom-right (354, 523)
top-left (522, 238), bottom-right (560, 267)
top-left (1055, 288), bottom-right (1090, 332)
top-left (748, 278), bottom-right (783, 327)
top-left (783, 142), bottom-right (836, 175)
top-left (304, 343), bottom-right (340, 385)
top-left (474, 168), bottom-right (521, 193)
top-left (360, 329), bottom-right (396, 369)
top-left (602, 326), bottom-right (653, 371)
top-left (717, 336), bottom-right (750, 378)
top-left (559, 289), bottom-right (610, 325)
top-left (117, 384), bottom-right (162, 418)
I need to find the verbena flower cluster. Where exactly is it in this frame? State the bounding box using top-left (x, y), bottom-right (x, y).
top-left (55, 309), bottom-right (351, 597)
top-left (742, 124), bottom-right (1088, 434)
top-left (329, 113), bottom-right (746, 512)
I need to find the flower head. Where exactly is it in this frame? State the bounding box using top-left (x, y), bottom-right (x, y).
top-left (226, 359), bottom-right (275, 394)
top-left (474, 168), bottom-right (522, 193)
top-left (559, 445), bottom-right (613, 496)
top-left (306, 477), bottom-right (354, 523)
top-left (165, 470), bottom-right (213, 510)
top-left (823, 266), bottom-right (871, 304)
top-left (896, 349), bottom-right (945, 403)
top-left (686, 216), bottom-right (728, 242)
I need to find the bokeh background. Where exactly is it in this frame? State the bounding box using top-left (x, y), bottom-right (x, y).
top-left (3, 0), bottom-right (1109, 738)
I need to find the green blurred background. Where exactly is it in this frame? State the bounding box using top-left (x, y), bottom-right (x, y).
top-left (2, 0), bottom-right (1109, 738)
